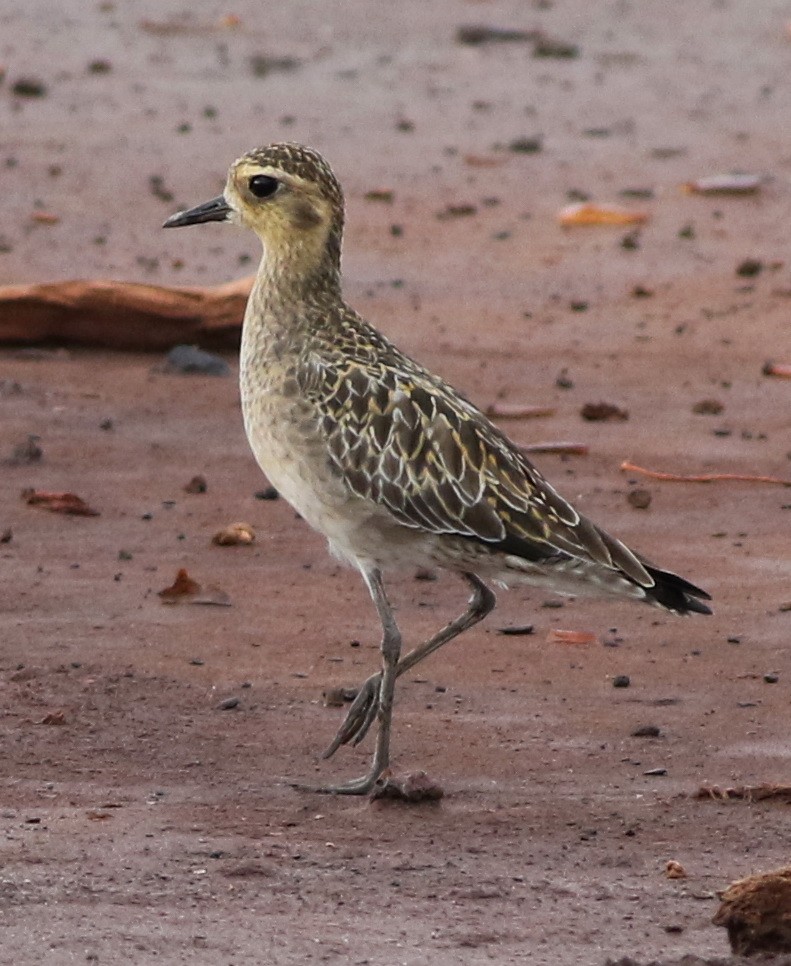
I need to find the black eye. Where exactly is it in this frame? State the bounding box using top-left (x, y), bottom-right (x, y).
top-left (249, 174), bottom-right (279, 199)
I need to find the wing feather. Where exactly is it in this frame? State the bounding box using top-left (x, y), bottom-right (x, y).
top-left (299, 352), bottom-right (653, 585)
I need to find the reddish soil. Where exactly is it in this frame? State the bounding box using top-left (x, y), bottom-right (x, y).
top-left (1, 1), bottom-right (790, 963)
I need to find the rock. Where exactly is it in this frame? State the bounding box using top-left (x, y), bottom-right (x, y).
top-left (184, 474), bottom-right (207, 493)
top-left (627, 488), bottom-right (652, 509)
top-left (161, 344), bottom-right (230, 376)
top-left (370, 771), bottom-right (444, 804)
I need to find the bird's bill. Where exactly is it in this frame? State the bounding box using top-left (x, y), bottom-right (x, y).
top-left (163, 195), bottom-right (231, 228)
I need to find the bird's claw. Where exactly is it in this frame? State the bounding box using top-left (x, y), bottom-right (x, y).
top-left (322, 672), bottom-right (382, 759)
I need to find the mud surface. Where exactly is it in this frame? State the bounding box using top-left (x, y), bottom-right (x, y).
top-left (2, 1), bottom-right (790, 963)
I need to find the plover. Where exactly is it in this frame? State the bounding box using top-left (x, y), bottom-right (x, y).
top-left (164, 142), bottom-right (711, 794)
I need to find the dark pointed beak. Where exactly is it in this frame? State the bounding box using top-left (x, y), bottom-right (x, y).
top-left (163, 195), bottom-right (232, 228)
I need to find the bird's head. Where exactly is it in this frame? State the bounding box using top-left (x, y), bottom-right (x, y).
top-left (164, 142), bottom-right (345, 282)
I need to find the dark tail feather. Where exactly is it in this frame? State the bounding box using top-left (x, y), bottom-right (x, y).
top-left (643, 565), bottom-right (712, 615)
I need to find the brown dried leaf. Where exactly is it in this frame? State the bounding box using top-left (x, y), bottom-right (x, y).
top-left (31, 211), bottom-right (60, 225)
top-left (212, 522), bottom-right (255, 546)
top-left (558, 202), bottom-right (649, 227)
top-left (546, 629), bottom-right (598, 646)
top-left (158, 568), bottom-right (231, 606)
top-left (39, 710), bottom-right (66, 726)
top-left (463, 154), bottom-right (508, 168)
top-left (22, 488), bottom-right (100, 516)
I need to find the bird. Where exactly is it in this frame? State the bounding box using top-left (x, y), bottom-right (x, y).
top-left (164, 142), bottom-right (711, 795)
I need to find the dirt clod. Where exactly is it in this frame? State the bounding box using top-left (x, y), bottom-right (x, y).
top-left (580, 401), bottom-right (629, 421)
top-left (371, 771), bottom-right (444, 803)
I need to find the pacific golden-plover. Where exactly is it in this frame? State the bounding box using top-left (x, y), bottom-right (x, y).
top-left (164, 142), bottom-right (711, 795)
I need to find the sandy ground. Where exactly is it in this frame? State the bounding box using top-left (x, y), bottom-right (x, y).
top-left (2, 1), bottom-right (791, 963)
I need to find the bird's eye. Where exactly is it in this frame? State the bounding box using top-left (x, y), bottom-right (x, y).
top-left (248, 174), bottom-right (279, 199)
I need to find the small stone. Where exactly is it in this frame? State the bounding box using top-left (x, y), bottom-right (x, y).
top-left (255, 486), bottom-right (279, 500)
top-left (612, 675), bottom-right (631, 688)
top-left (643, 767), bottom-right (667, 776)
top-left (322, 687), bottom-right (346, 708)
top-left (631, 724), bottom-right (661, 738)
top-left (497, 624), bottom-right (535, 636)
top-left (249, 54), bottom-right (301, 78)
top-left (218, 696), bottom-right (239, 710)
top-left (414, 567), bottom-right (437, 581)
top-left (8, 434), bottom-right (42, 465)
top-left (627, 488), bottom-right (652, 509)
top-left (692, 398), bottom-right (724, 415)
top-left (508, 137), bottom-right (542, 154)
top-left (161, 345), bottom-right (230, 376)
top-left (533, 37), bottom-right (579, 58)
top-left (370, 770), bottom-right (444, 803)
top-left (665, 859), bottom-right (687, 879)
top-left (12, 77), bottom-right (47, 97)
top-left (580, 401), bottom-right (629, 422)
top-left (763, 672), bottom-right (779, 684)
top-left (184, 474), bottom-right (208, 494)
top-left (736, 258), bottom-right (763, 277)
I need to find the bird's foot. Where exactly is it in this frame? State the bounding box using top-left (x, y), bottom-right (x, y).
top-left (287, 768), bottom-right (389, 797)
top-left (321, 672), bottom-right (382, 759)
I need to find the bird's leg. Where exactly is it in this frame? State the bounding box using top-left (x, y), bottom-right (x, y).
top-left (323, 572), bottom-right (495, 758)
top-left (311, 567), bottom-right (402, 795)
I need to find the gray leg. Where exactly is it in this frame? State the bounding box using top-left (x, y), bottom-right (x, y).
top-left (310, 567), bottom-right (402, 795)
top-left (323, 572), bottom-right (495, 760)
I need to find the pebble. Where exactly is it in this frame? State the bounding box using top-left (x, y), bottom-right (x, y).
top-left (631, 724), bottom-right (661, 738)
top-left (218, 696), bottom-right (239, 710)
top-left (184, 474), bottom-right (208, 494)
top-left (613, 675), bottom-right (631, 688)
top-left (161, 345), bottom-right (230, 376)
top-left (627, 488), bottom-right (652, 510)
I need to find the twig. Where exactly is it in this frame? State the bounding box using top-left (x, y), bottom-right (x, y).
top-left (621, 460), bottom-right (790, 487)
top-left (522, 442), bottom-right (589, 456)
